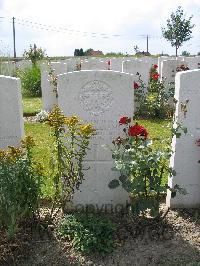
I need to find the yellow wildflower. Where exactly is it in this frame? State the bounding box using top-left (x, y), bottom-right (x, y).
top-left (65, 116), bottom-right (80, 127)
top-left (147, 95), bottom-right (155, 101)
top-left (21, 135), bottom-right (36, 149)
top-left (0, 149), bottom-right (7, 160)
top-left (46, 105), bottom-right (66, 131)
top-left (79, 124), bottom-right (96, 137)
top-left (6, 146), bottom-right (23, 162)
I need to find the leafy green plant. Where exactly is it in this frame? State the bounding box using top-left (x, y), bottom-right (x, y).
top-left (46, 106), bottom-right (96, 213)
top-left (16, 65), bottom-right (41, 97)
top-left (134, 64), bottom-right (174, 118)
top-left (0, 136), bottom-right (43, 238)
top-left (162, 6), bottom-right (195, 56)
top-left (108, 116), bottom-right (187, 218)
top-left (57, 213), bottom-right (116, 254)
top-left (24, 44), bottom-right (45, 65)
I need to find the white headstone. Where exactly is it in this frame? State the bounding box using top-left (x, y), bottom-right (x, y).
top-left (158, 56), bottom-right (169, 75)
top-left (161, 59), bottom-right (183, 87)
top-left (166, 69), bottom-right (200, 208)
top-left (15, 60), bottom-right (32, 70)
top-left (122, 59), bottom-right (152, 86)
top-left (110, 57), bottom-right (124, 71)
top-left (41, 62), bottom-right (67, 111)
top-left (64, 58), bottom-right (81, 72)
top-left (0, 61), bottom-right (15, 76)
top-left (184, 56), bottom-right (200, 70)
top-left (0, 75), bottom-right (24, 148)
top-left (81, 59), bottom-right (109, 70)
top-left (57, 70), bottom-right (134, 209)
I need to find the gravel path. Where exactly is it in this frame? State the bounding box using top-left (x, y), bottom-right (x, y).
top-left (1, 206), bottom-right (198, 266)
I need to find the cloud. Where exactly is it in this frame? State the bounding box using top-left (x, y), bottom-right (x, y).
top-left (0, 0), bottom-right (199, 56)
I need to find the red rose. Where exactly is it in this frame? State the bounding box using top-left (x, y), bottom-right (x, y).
top-left (128, 124), bottom-right (148, 139)
top-left (133, 82), bottom-right (140, 89)
top-left (119, 116), bottom-right (131, 125)
top-left (153, 64), bottom-right (158, 69)
top-left (151, 73), bottom-right (159, 81)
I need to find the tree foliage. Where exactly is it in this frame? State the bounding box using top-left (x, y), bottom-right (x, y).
top-left (162, 6), bottom-right (194, 56)
top-left (74, 48), bottom-right (84, 56)
top-left (24, 44), bottom-right (45, 65)
top-left (181, 50), bottom-right (190, 56)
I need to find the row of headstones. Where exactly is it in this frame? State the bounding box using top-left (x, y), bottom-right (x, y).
top-left (42, 57), bottom-right (153, 111)
top-left (0, 60), bottom-right (32, 76)
top-left (2, 55), bottom-right (200, 75)
top-left (41, 56), bottom-right (200, 111)
top-left (0, 68), bottom-right (200, 209)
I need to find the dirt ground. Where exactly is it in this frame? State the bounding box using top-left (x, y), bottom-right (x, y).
top-left (0, 206), bottom-right (200, 266)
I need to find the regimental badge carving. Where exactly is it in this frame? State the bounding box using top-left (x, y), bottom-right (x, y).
top-left (79, 80), bottom-right (113, 116)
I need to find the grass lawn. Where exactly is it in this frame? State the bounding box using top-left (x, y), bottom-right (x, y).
top-left (24, 122), bottom-right (54, 198)
top-left (22, 96), bottom-right (42, 116)
top-left (24, 119), bottom-right (172, 198)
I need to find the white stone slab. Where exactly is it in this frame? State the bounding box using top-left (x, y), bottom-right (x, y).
top-left (0, 61), bottom-right (16, 76)
top-left (0, 75), bottom-right (24, 148)
top-left (158, 56), bottom-right (169, 75)
top-left (41, 62), bottom-right (67, 111)
top-left (15, 60), bottom-right (32, 70)
top-left (109, 58), bottom-right (124, 71)
top-left (81, 59), bottom-right (109, 70)
top-left (122, 59), bottom-right (152, 86)
top-left (184, 56), bottom-right (200, 70)
top-left (166, 69), bottom-right (200, 208)
top-left (161, 59), bottom-right (183, 87)
top-left (57, 70), bottom-right (134, 208)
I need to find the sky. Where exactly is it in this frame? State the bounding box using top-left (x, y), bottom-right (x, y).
top-left (0, 0), bottom-right (200, 57)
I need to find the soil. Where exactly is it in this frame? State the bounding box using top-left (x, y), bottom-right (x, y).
top-left (0, 206), bottom-right (200, 266)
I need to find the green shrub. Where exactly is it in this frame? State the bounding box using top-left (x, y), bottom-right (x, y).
top-left (57, 213), bottom-right (116, 254)
top-left (24, 44), bottom-right (45, 65)
top-left (16, 65), bottom-right (41, 97)
top-left (0, 136), bottom-right (43, 238)
top-left (46, 106), bottom-right (95, 213)
top-left (134, 64), bottom-right (174, 119)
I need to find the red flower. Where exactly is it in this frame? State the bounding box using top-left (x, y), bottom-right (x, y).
top-left (151, 73), bottom-right (160, 81)
top-left (128, 124), bottom-right (148, 139)
top-left (119, 116), bottom-right (131, 125)
top-left (153, 64), bottom-right (158, 69)
top-left (133, 82), bottom-right (140, 89)
top-left (196, 139), bottom-right (200, 146)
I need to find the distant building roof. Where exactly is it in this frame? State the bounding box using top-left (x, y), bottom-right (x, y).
top-left (89, 50), bottom-right (104, 56)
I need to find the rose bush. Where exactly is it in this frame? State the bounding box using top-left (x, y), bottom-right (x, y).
top-left (134, 64), bottom-right (174, 118)
top-left (108, 116), bottom-right (187, 218)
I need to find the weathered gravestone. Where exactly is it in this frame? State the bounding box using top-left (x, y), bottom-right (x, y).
top-left (161, 59), bottom-right (183, 102)
top-left (16, 60), bottom-right (32, 70)
top-left (184, 56), bottom-right (200, 70)
top-left (64, 58), bottom-right (81, 72)
top-left (122, 59), bottom-right (152, 86)
top-left (81, 58), bottom-right (109, 70)
top-left (158, 56), bottom-right (169, 75)
top-left (0, 75), bottom-right (24, 148)
top-left (0, 61), bottom-right (16, 76)
top-left (110, 57), bottom-right (124, 71)
top-left (41, 62), bottom-right (67, 111)
top-left (57, 70), bottom-right (134, 210)
top-left (161, 59), bottom-right (182, 81)
top-left (166, 69), bottom-right (200, 208)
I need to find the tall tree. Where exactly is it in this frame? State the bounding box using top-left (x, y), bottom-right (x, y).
top-left (162, 6), bottom-right (194, 57)
top-left (79, 48), bottom-right (84, 56)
